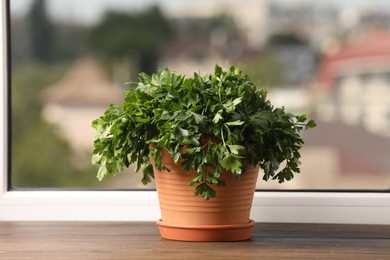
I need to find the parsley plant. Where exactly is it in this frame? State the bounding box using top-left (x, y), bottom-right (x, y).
top-left (92, 65), bottom-right (316, 200)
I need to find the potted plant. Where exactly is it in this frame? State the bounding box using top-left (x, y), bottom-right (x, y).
top-left (92, 65), bottom-right (316, 241)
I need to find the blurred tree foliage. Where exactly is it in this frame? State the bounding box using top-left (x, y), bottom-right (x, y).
top-left (267, 32), bottom-right (308, 46)
top-left (88, 6), bottom-right (174, 74)
top-left (11, 64), bottom-right (97, 188)
top-left (10, 0), bottom-right (98, 188)
top-left (28, 0), bottom-right (55, 63)
top-left (12, 0), bottom-right (88, 66)
top-left (241, 32), bottom-right (310, 87)
top-left (239, 51), bottom-right (284, 88)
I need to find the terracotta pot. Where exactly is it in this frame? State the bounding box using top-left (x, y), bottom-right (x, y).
top-left (153, 148), bottom-right (259, 241)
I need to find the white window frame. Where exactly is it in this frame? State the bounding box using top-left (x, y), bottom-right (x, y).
top-left (1, 2), bottom-right (390, 223)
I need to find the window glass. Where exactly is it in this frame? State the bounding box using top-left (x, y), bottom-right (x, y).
top-left (9, 0), bottom-right (390, 190)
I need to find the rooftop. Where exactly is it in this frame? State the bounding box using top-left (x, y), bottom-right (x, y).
top-left (42, 57), bottom-right (124, 106)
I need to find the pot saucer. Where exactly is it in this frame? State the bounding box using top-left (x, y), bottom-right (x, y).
top-left (156, 219), bottom-right (256, 242)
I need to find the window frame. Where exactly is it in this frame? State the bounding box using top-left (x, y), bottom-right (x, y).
top-left (1, 1), bottom-right (390, 224)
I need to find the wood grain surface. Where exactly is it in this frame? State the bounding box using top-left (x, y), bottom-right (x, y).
top-left (1, 222), bottom-right (390, 259)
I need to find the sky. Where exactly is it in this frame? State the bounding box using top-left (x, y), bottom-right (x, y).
top-left (10, 0), bottom-right (390, 25)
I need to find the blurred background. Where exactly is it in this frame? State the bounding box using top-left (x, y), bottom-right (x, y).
top-left (9, 0), bottom-right (390, 190)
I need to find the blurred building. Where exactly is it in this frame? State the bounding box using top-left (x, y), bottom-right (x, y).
top-left (41, 57), bottom-right (154, 187)
top-left (316, 31), bottom-right (390, 137)
top-left (41, 57), bottom-right (124, 156)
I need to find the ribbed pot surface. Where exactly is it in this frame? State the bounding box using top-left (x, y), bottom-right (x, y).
top-left (153, 149), bottom-right (259, 226)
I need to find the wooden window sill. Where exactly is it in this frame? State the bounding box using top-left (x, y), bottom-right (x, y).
top-left (1, 222), bottom-right (389, 259)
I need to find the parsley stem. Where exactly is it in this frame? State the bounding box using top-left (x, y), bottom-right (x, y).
top-left (220, 128), bottom-right (226, 147)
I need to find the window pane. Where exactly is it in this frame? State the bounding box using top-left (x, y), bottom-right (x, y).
top-left (9, 0), bottom-right (390, 190)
